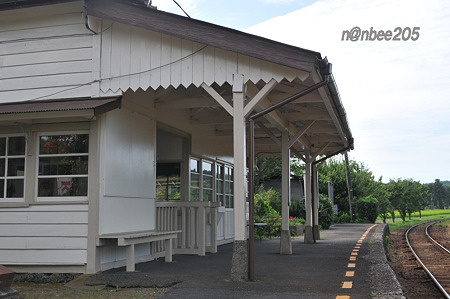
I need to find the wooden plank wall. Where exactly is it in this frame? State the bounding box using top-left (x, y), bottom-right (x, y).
top-left (0, 1), bottom-right (93, 103)
top-left (100, 22), bottom-right (310, 93)
top-left (0, 204), bottom-right (88, 266)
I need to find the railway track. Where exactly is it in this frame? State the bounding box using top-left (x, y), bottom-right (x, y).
top-left (406, 221), bottom-right (450, 299)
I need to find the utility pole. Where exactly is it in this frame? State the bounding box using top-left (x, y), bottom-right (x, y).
top-left (344, 152), bottom-right (355, 221)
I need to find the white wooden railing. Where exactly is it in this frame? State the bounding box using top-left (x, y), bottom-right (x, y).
top-left (154, 201), bottom-right (221, 257)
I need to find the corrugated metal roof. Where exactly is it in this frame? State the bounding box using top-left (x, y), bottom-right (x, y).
top-left (0, 97), bottom-right (121, 115)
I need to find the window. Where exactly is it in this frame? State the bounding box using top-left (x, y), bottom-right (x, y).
top-left (202, 161), bottom-right (213, 201)
top-left (37, 134), bottom-right (89, 199)
top-left (156, 163), bottom-right (181, 200)
top-left (189, 157), bottom-right (233, 207)
top-left (224, 166), bottom-right (234, 208)
top-left (216, 164), bottom-right (224, 206)
top-left (190, 159), bottom-right (200, 201)
top-left (0, 136), bottom-right (26, 200)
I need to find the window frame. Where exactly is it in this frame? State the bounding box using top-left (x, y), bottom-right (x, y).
top-left (0, 134), bottom-right (26, 203)
top-left (189, 156), bottom-right (233, 207)
top-left (35, 131), bottom-right (89, 202)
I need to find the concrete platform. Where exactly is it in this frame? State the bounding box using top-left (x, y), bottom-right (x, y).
top-left (87, 224), bottom-right (404, 299)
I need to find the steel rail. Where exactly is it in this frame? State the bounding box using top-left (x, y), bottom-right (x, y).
top-left (425, 222), bottom-right (450, 255)
top-left (405, 221), bottom-right (450, 299)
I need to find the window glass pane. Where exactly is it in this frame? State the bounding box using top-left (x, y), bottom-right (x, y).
top-left (6, 179), bottom-right (24, 198)
top-left (203, 190), bottom-right (212, 201)
top-left (8, 137), bottom-right (25, 156)
top-left (0, 158), bottom-right (4, 176)
top-left (39, 156), bottom-right (88, 175)
top-left (0, 138), bottom-right (5, 156)
top-left (216, 180), bottom-right (223, 193)
top-left (7, 158), bottom-right (25, 176)
top-left (0, 179), bottom-right (4, 197)
top-left (216, 165), bottom-right (223, 179)
top-left (38, 177), bottom-right (88, 197)
top-left (39, 135), bottom-right (89, 154)
top-left (227, 195), bottom-right (234, 208)
top-left (203, 176), bottom-right (213, 189)
top-left (190, 159), bottom-right (199, 173)
top-left (217, 194), bottom-right (224, 206)
top-left (190, 188), bottom-right (199, 201)
top-left (190, 173), bottom-right (199, 187)
top-left (168, 185), bottom-right (181, 200)
top-left (225, 181), bottom-right (231, 194)
top-left (156, 185), bottom-right (167, 200)
top-left (202, 162), bottom-right (212, 175)
top-left (225, 167), bottom-right (232, 180)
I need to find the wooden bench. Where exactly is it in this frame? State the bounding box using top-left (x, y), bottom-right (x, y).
top-left (96, 230), bottom-right (181, 272)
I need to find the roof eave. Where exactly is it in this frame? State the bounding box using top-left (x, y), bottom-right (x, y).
top-left (85, 0), bottom-right (321, 73)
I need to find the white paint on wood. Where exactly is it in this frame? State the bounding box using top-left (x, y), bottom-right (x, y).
top-left (0, 204), bottom-right (88, 212)
top-left (0, 211), bottom-right (88, 224)
top-left (0, 2), bottom-right (93, 103)
top-left (0, 35), bottom-right (91, 56)
top-left (149, 30), bottom-right (162, 89)
top-left (160, 34), bottom-right (172, 89)
top-left (192, 42), bottom-right (204, 87)
top-left (181, 39), bottom-right (193, 88)
top-left (170, 37), bottom-right (182, 88)
top-left (0, 61), bottom-right (91, 80)
top-left (98, 23), bottom-right (310, 94)
top-left (99, 197), bottom-right (155, 234)
top-left (101, 108), bottom-right (156, 198)
top-left (0, 237), bottom-right (87, 250)
top-left (0, 224), bottom-right (88, 237)
top-left (0, 250), bottom-right (87, 264)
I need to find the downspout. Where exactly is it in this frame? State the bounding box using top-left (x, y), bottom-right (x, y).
top-left (247, 62), bottom-right (332, 280)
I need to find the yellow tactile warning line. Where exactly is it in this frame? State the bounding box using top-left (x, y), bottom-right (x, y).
top-left (335, 224), bottom-right (377, 299)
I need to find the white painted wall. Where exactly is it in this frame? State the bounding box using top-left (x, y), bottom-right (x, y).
top-left (99, 22), bottom-right (309, 94)
top-left (0, 1), bottom-right (94, 103)
top-left (99, 106), bottom-right (156, 235)
top-left (0, 204), bottom-right (88, 266)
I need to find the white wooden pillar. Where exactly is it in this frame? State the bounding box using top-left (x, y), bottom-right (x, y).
top-left (304, 152), bottom-right (314, 243)
top-left (312, 164), bottom-right (320, 240)
top-left (280, 131), bottom-right (292, 254)
top-left (230, 74), bottom-right (249, 281)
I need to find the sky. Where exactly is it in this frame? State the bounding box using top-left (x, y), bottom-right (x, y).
top-left (152, 0), bottom-right (450, 184)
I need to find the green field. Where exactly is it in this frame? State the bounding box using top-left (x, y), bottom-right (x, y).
top-left (378, 209), bottom-right (450, 231)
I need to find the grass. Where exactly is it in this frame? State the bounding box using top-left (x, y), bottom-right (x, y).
top-left (378, 209), bottom-right (450, 231)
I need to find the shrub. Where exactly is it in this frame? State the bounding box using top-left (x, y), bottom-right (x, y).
top-left (319, 195), bottom-right (334, 229)
top-left (355, 195), bottom-right (379, 223)
top-left (334, 213), bottom-right (351, 223)
top-left (289, 198), bottom-right (305, 219)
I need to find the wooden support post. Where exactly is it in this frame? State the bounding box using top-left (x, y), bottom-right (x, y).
top-left (126, 244), bottom-right (135, 272)
top-left (198, 205), bottom-right (206, 256)
top-left (230, 73), bottom-right (249, 281)
top-left (165, 239), bottom-right (173, 262)
top-left (312, 164), bottom-right (320, 240)
top-left (304, 152), bottom-right (314, 244)
top-left (210, 206), bottom-right (218, 253)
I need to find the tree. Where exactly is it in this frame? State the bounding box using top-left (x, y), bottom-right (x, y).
top-left (388, 178), bottom-right (428, 221)
top-left (429, 179), bottom-right (447, 209)
top-left (316, 157), bottom-right (378, 216)
top-left (373, 180), bottom-right (391, 223)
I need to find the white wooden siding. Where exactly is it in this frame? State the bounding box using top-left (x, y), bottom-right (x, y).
top-left (0, 204), bottom-right (88, 265)
top-left (99, 22), bottom-right (310, 93)
top-left (0, 1), bottom-right (93, 103)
